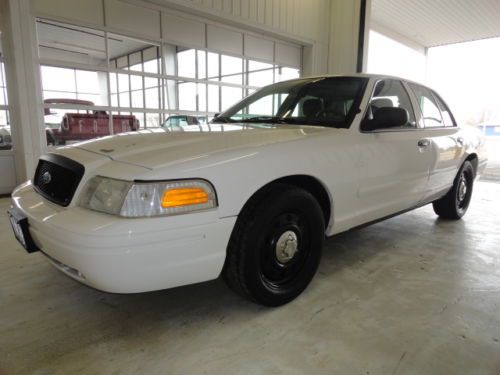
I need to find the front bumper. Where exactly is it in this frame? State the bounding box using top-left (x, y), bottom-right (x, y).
top-left (11, 182), bottom-right (236, 293)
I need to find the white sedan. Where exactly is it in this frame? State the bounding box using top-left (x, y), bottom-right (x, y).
top-left (8, 74), bottom-right (487, 306)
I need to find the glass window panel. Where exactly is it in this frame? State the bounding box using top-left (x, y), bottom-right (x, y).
top-left (77, 93), bottom-right (101, 104)
top-left (198, 83), bottom-right (207, 112)
top-left (198, 50), bottom-right (206, 79)
top-left (108, 33), bottom-right (159, 72)
top-left (409, 83), bottom-right (443, 128)
top-left (0, 109), bottom-right (9, 125)
top-left (131, 90), bottom-right (143, 108)
top-left (111, 93), bottom-right (118, 107)
top-left (179, 82), bottom-right (197, 111)
top-left (368, 80), bottom-right (416, 128)
top-left (208, 84), bottom-right (219, 112)
top-left (0, 90), bottom-right (6, 106)
top-left (248, 95), bottom-right (274, 116)
top-left (129, 52), bottom-right (142, 72)
top-left (144, 87), bottom-right (159, 109)
top-left (75, 70), bottom-right (108, 105)
top-left (109, 73), bottom-right (117, 94)
top-left (433, 93), bottom-right (455, 127)
top-left (207, 52), bottom-right (219, 81)
top-left (117, 74), bottom-right (129, 93)
top-left (221, 86), bottom-right (242, 110)
top-left (132, 112), bottom-right (145, 128)
top-left (44, 107), bottom-right (115, 147)
top-left (177, 49), bottom-right (196, 78)
top-left (144, 77), bottom-right (159, 89)
top-left (130, 63), bottom-right (143, 72)
top-left (163, 80), bottom-right (176, 110)
top-left (146, 113), bottom-right (161, 128)
top-left (143, 46), bottom-right (159, 74)
top-left (143, 59), bottom-right (159, 74)
top-left (0, 109), bottom-right (11, 150)
top-left (276, 67), bottom-right (300, 82)
top-left (249, 69), bottom-right (273, 87)
top-left (130, 74), bottom-right (143, 91)
top-left (41, 66), bottom-right (76, 92)
top-left (43, 90), bottom-right (74, 100)
top-left (119, 92), bottom-right (130, 108)
top-left (221, 55), bottom-right (242, 84)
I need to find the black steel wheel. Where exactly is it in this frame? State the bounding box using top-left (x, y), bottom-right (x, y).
top-left (433, 161), bottom-right (474, 220)
top-left (223, 184), bottom-right (325, 306)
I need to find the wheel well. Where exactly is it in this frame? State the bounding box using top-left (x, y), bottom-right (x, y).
top-left (465, 153), bottom-right (478, 177)
top-left (246, 175), bottom-right (331, 227)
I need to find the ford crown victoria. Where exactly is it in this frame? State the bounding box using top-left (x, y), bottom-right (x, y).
top-left (8, 74), bottom-right (487, 306)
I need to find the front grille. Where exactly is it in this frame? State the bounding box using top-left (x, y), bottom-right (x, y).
top-left (34, 154), bottom-right (85, 207)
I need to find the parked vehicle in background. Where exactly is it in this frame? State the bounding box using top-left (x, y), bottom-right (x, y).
top-left (162, 115), bottom-right (202, 131)
top-left (44, 99), bottom-right (139, 145)
top-left (0, 125), bottom-right (12, 150)
top-left (9, 74), bottom-right (488, 307)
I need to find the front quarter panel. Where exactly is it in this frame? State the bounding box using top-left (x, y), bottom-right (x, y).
top-left (139, 128), bottom-right (361, 235)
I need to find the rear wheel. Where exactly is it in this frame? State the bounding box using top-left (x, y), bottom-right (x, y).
top-left (433, 161), bottom-right (474, 219)
top-left (223, 184), bottom-right (325, 306)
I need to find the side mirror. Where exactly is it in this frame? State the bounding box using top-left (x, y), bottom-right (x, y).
top-left (362, 107), bottom-right (409, 131)
top-left (214, 112), bottom-right (221, 118)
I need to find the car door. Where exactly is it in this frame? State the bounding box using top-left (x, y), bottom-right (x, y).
top-left (355, 79), bottom-right (434, 223)
top-left (406, 83), bottom-right (464, 201)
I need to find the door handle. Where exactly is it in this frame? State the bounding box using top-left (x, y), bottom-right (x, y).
top-left (418, 139), bottom-right (430, 148)
top-left (457, 137), bottom-right (464, 146)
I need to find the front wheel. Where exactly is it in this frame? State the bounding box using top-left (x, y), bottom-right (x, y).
top-left (433, 161), bottom-right (474, 220)
top-left (223, 184), bottom-right (325, 306)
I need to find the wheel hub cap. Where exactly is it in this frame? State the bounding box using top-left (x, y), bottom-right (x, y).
top-left (276, 230), bottom-right (298, 264)
top-left (458, 176), bottom-right (467, 202)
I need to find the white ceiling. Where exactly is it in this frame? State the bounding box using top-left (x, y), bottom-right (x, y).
top-left (371, 0), bottom-right (500, 48)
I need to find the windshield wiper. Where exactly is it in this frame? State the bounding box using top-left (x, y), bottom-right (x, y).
top-left (237, 116), bottom-right (283, 123)
top-left (211, 116), bottom-right (234, 123)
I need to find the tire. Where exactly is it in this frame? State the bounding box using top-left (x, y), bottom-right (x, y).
top-left (223, 184), bottom-right (325, 306)
top-left (433, 161), bottom-right (474, 220)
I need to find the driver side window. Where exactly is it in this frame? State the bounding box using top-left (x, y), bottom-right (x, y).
top-left (363, 80), bottom-right (416, 130)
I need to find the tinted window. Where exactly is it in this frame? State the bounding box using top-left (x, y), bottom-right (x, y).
top-left (409, 84), bottom-right (444, 128)
top-left (365, 80), bottom-right (416, 129)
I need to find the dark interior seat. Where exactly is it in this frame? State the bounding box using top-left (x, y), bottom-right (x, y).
top-left (302, 98), bottom-right (322, 117)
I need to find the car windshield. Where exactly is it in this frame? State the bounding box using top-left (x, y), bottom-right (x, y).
top-left (212, 76), bottom-right (368, 128)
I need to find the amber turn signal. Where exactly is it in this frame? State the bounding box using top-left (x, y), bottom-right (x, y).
top-left (161, 187), bottom-right (209, 208)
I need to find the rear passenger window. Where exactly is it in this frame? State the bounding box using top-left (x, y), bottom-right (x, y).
top-left (366, 79), bottom-right (416, 128)
top-left (433, 93), bottom-right (456, 127)
top-left (409, 84), bottom-right (444, 128)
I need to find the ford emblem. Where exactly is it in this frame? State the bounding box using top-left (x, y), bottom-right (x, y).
top-left (42, 171), bottom-right (52, 184)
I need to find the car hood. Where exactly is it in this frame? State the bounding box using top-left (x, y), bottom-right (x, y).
top-left (72, 124), bottom-right (330, 170)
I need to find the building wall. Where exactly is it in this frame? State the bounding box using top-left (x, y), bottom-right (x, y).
top-left (1, 0), bottom-right (368, 186)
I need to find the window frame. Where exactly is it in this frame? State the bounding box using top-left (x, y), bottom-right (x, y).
top-left (360, 78), bottom-right (420, 133)
top-left (430, 90), bottom-right (457, 128)
top-left (0, 57), bottom-right (13, 151)
top-left (407, 82), bottom-right (458, 130)
top-left (36, 17), bottom-right (302, 141)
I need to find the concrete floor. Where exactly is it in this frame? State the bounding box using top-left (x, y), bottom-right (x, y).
top-left (1, 182), bottom-right (500, 375)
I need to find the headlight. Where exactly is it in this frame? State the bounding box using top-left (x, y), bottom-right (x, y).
top-left (80, 176), bottom-right (217, 217)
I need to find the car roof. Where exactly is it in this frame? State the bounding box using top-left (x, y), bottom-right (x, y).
top-left (286, 73), bottom-right (430, 90)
